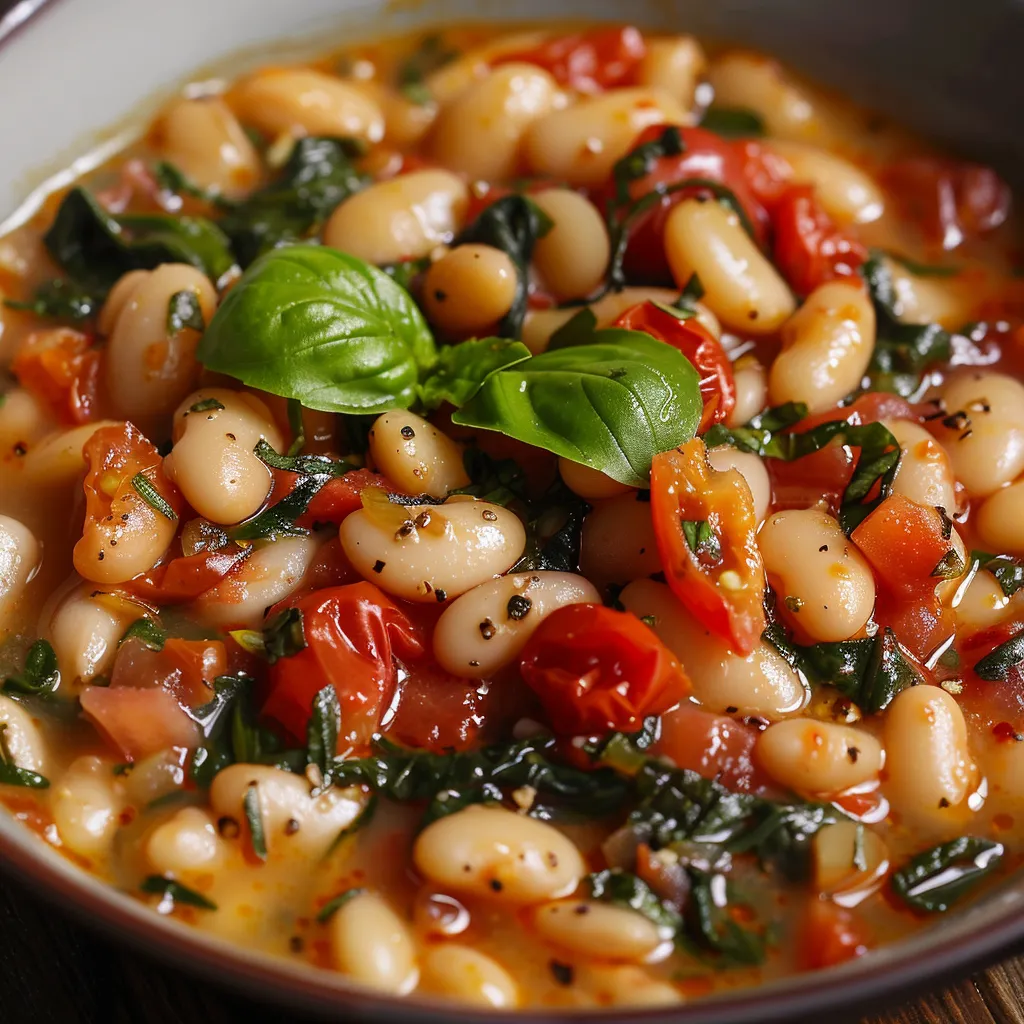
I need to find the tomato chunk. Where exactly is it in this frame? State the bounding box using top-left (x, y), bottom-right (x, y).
top-left (651, 440), bottom-right (766, 656)
top-left (613, 301), bottom-right (735, 429)
top-left (111, 637), bottom-right (227, 707)
top-left (518, 603), bottom-right (690, 735)
top-left (11, 328), bottom-right (100, 425)
top-left (263, 582), bottom-right (425, 750)
top-left (124, 544), bottom-right (252, 604)
top-left (798, 899), bottom-right (871, 970)
top-left (80, 686), bottom-right (199, 762)
top-left (266, 467), bottom-right (395, 528)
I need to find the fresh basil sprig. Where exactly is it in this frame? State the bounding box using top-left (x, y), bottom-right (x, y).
top-left (698, 107), bottom-right (766, 138)
top-left (891, 837), bottom-right (1004, 912)
top-left (140, 875), bottom-right (218, 910)
top-left (974, 628), bottom-right (1024, 682)
top-left (419, 337), bottom-right (532, 410)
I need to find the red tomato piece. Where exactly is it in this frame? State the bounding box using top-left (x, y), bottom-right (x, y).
top-left (771, 185), bottom-right (868, 296)
top-left (11, 328), bottom-right (100, 425)
top-left (265, 467), bottom-right (394, 528)
top-left (80, 686), bottom-right (199, 762)
top-left (262, 582), bottom-right (425, 751)
top-left (518, 603), bottom-right (690, 735)
top-left (124, 544), bottom-right (252, 604)
top-left (494, 26), bottom-right (646, 94)
top-left (798, 899), bottom-right (871, 970)
top-left (613, 301), bottom-right (736, 429)
top-left (881, 157), bottom-right (1011, 250)
top-left (651, 440), bottom-right (766, 656)
top-left (734, 139), bottom-right (794, 208)
top-left (110, 637), bottom-right (227, 707)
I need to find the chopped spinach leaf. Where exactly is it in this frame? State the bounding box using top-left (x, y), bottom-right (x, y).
top-left (611, 125), bottom-right (685, 204)
top-left (686, 870), bottom-right (766, 965)
top-left (140, 875), bottom-right (218, 910)
top-left (0, 723), bottom-right (49, 788)
top-left (3, 639), bottom-right (60, 698)
top-left (166, 289), bottom-right (206, 336)
top-left (263, 607), bottom-right (307, 664)
top-left (4, 278), bottom-right (99, 321)
top-left (588, 868), bottom-right (682, 932)
top-left (891, 837), bottom-right (1003, 912)
top-left (698, 107), bottom-right (765, 138)
top-left (119, 618), bottom-right (167, 652)
top-left (397, 34), bottom-right (458, 104)
top-left (972, 551), bottom-right (1024, 598)
top-left (974, 627), bottom-right (1024, 682)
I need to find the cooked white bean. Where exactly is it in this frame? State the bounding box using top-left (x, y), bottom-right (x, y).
top-left (340, 497), bottom-right (525, 603)
top-left (329, 892), bottom-right (417, 994)
top-left (433, 571), bottom-right (599, 678)
top-left (0, 387), bottom-right (51, 455)
top-left (101, 265), bottom-right (218, 434)
top-left (727, 356), bottom-right (768, 428)
top-left (706, 447), bottom-right (771, 523)
top-left (812, 821), bottom-right (889, 902)
top-left (637, 36), bottom-right (706, 110)
top-left (580, 492), bottom-right (661, 585)
top-left (577, 965), bottom-right (682, 1007)
top-left (620, 579), bottom-right (806, 718)
top-left (50, 755), bottom-right (124, 860)
top-left (931, 372), bottom-right (1024, 498)
top-left (524, 89), bottom-right (690, 187)
top-left (421, 245), bottom-right (518, 337)
top-left (423, 32), bottom-right (549, 106)
top-left (889, 259), bottom-right (973, 327)
top-left (884, 419), bottom-right (957, 512)
top-left (153, 97), bottom-right (260, 198)
top-left (146, 806), bottom-right (224, 875)
top-left (769, 281), bottom-right (875, 412)
top-left (758, 509), bottom-right (875, 642)
top-left (558, 458), bottom-right (631, 501)
top-left (766, 141), bottom-right (883, 224)
top-left (534, 900), bottom-right (666, 962)
top-left (412, 890), bottom-right (470, 938)
top-left (756, 719), bottom-right (882, 797)
top-left (164, 388), bottom-right (282, 525)
top-left (883, 685), bottom-right (977, 821)
top-left (20, 421), bottom-right (120, 487)
top-left (191, 534), bottom-right (323, 629)
top-left (413, 804), bottom-right (585, 903)
top-left (417, 944), bottom-right (519, 1008)
top-left (48, 584), bottom-right (138, 685)
top-left (976, 479), bottom-right (1024, 555)
top-left (0, 693), bottom-right (48, 776)
top-left (209, 763), bottom-right (366, 859)
top-left (124, 748), bottom-right (188, 807)
top-left (0, 515), bottom-right (39, 631)
top-left (431, 63), bottom-right (560, 181)
top-left (530, 189), bottom-right (610, 302)
top-left (665, 198), bottom-right (794, 334)
top-left (230, 68), bottom-right (384, 142)
top-left (323, 169), bottom-right (468, 266)
top-left (368, 410), bottom-right (468, 498)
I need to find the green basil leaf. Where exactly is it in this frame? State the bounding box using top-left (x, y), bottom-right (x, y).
top-left (455, 195), bottom-right (552, 338)
top-left (972, 551), bottom-right (1024, 598)
top-left (263, 607), bottom-right (307, 664)
top-left (587, 869), bottom-right (682, 933)
top-left (197, 246), bottom-right (437, 414)
top-left (325, 794), bottom-right (379, 855)
top-left (698, 107), bottom-right (766, 138)
top-left (306, 684), bottom-right (340, 784)
top-left (381, 257), bottom-right (431, 291)
top-left (547, 307), bottom-right (599, 351)
top-left (974, 627), bottom-right (1024, 682)
top-left (166, 290), bottom-right (206, 337)
top-left (674, 272), bottom-right (705, 313)
top-left (703, 402), bottom-right (809, 455)
top-left (244, 781), bottom-right (268, 861)
top-left (316, 887), bottom-right (367, 923)
top-left (3, 278), bottom-right (99, 321)
top-left (3, 639), bottom-right (60, 698)
top-left (512, 484), bottom-right (588, 573)
top-left (585, 716), bottom-right (662, 775)
top-left (681, 519), bottom-right (721, 562)
top-left (686, 869), bottom-right (766, 966)
top-left (449, 447), bottom-right (528, 507)
top-left (884, 250), bottom-right (962, 278)
top-left (419, 337), bottom-right (532, 410)
top-left (153, 161), bottom-right (230, 206)
top-left (119, 618), bottom-right (166, 652)
top-left (189, 397), bottom-right (226, 413)
top-left (891, 837), bottom-right (1003, 912)
top-left (140, 875), bottom-right (218, 910)
top-left (611, 125), bottom-right (685, 203)
top-left (0, 723), bottom-right (49, 788)
top-left (253, 438), bottom-right (356, 479)
top-left (131, 473), bottom-right (178, 521)
top-left (452, 331), bottom-right (703, 487)
top-left (397, 33), bottom-right (458, 105)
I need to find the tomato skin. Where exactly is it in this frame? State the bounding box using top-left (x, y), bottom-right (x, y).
top-left (263, 583), bottom-right (425, 750)
top-left (494, 26), bottom-right (646, 94)
top-left (111, 637), bottom-right (227, 706)
top-left (11, 328), bottom-right (100, 425)
top-left (124, 544), bottom-right (252, 604)
top-left (798, 899), bottom-right (871, 970)
top-left (771, 185), bottom-right (868, 296)
top-left (80, 686), bottom-right (199, 762)
top-left (651, 440), bottom-right (766, 656)
top-left (265, 467), bottom-right (393, 529)
top-left (735, 139), bottom-right (794, 208)
top-left (518, 603), bottom-right (690, 735)
top-left (613, 301), bottom-right (736, 429)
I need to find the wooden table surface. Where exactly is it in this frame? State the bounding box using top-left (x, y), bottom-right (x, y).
top-left (1, 873), bottom-right (1023, 1024)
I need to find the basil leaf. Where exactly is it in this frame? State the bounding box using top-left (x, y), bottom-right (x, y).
top-left (547, 307), bottom-right (599, 351)
top-left (316, 887), bottom-right (366, 923)
top-left (4, 278), bottom-right (99, 321)
top-left (325, 794), bottom-right (378, 855)
top-left (166, 290), bottom-right (206, 337)
top-left (450, 447), bottom-right (528, 507)
top-left (419, 337), bottom-right (532, 410)
top-left (3, 639), bottom-right (60, 698)
top-left (381, 257), bottom-right (431, 291)
top-left (455, 195), bottom-right (552, 338)
top-left (698, 107), bottom-right (766, 138)
top-left (703, 402), bottom-right (809, 455)
top-left (140, 875), bottom-right (218, 910)
top-left (219, 137), bottom-right (367, 266)
top-left (587, 869), bottom-right (682, 933)
top-left (44, 188), bottom-right (235, 296)
top-left (306, 684), bottom-right (340, 783)
top-left (131, 473), bottom-right (178, 520)
top-left (0, 723), bottom-right (49, 788)
top-left (674, 272), bottom-right (705, 313)
top-left (891, 837), bottom-right (1003, 912)
top-left (244, 782), bottom-right (268, 861)
top-left (972, 551), bottom-right (1024, 598)
top-left (189, 397), bottom-right (226, 413)
top-left (611, 125), bottom-right (685, 204)
top-left (119, 618), bottom-right (167, 652)
top-left (974, 628), bottom-right (1024, 682)
top-left (586, 716), bottom-right (662, 775)
top-left (252, 438), bottom-right (356, 479)
top-left (681, 519), bottom-right (721, 562)
top-left (452, 331), bottom-right (703, 488)
top-left (686, 869), bottom-right (766, 965)
top-left (153, 161), bottom-right (230, 205)
top-left (512, 481), bottom-right (588, 573)
top-left (884, 250), bottom-right (962, 278)
top-left (263, 607), bottom-right (307, 664)
top-left (197, 246), bottom-right (437, 414)
top-left (397, 34), bottom-right (458, 105)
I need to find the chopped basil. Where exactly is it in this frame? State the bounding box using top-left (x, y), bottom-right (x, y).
top-left (973, 628), bottom-right (1024, 682)
top-left (325, 794), bottom-right (378, 856)
top-left (681, 519), bottom-right (722, 563)
top-left (512, 484), bottom-right (589, 574)
top-left (286, 398), bottom-right (305, 457)
top-left (686, 870), bottom-right (766, 966)
top-left (703, 402), bottom-right (809, 455)
top-left (891, 837), bottom-right (1004, 912)
top-left (4, 278), bottom-right (99, 321)
top-left (166, 289), bottom-right (206, 337)
top-left (243, 782), bottom-right (268, 861)
top-left (698, 106), bottom-right (766, 138)
top-left (2, 639), bottom-right (60, 698)
top-left (131, 474), bottom-right (178, 521)
top-left (884, 250), bottom-right (963, 278)
top-left (587, 868), bottom-right (682, 932)
top-left (316, 887), bottom-right (366, 923)
top-left (188, 397), bottom-right (226, 413)
top-left (152, 161), bottom-right (229, 205)
top-left (972, 551), bottom-right (1024, 598)
top-left (118, 618), bottom-right (167, 652)
top-left (0, 723), bottom-right (50, 789)
top-left (140, 875), bottom-right (218, 910)
top-left (931, 548), bottom-right (967, 580)
top-left (611, 125), bottom-right (685, 204)
top-left (306, 684), bottom-right (340, 787)
top-left (252, 438), bottom-right (356, 479)
top-left (585, 716), bottom-right (662, 775)
top-left (263, 607), bottom-right (307, 664)
top-left (396, 34), bottom-right (457, 105)
top-left (229, 474), bottom-right (321, 541)
top-left (381, 257), bottom-right (431, 291)
top-left (449, 448), bottom-right (528, 507)
top-left (674, 272), bottom-right (705, 314)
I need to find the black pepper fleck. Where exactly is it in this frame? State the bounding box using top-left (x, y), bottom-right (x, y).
top-left (372, 559), bottom-right (386, 573)
top-left (819, 544), bottom-right (829, 552)
top-left (550, 961), bottom-right (574, 986)
top-left (400, 425), bottom-right (415, 439)
top-left (847, 746), bottom-right (860, 763)
top-left (435, 588), bottom-right (447, 602)
top-left (506, 594), bottom-right (532, 620)
top-left (725, 706), bottom-right (738, 714)
top-left (479, 619), bottom-right (496, 640)
top-left (285, 818), bottom-right (301, 835)
top-left (289, 936), bottom-right (304, 953)
top-left (489, 879), bottom-right (503, 893)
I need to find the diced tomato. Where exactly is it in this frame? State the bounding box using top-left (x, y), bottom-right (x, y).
top-left (798, 899), bottom-right (871, 970)
top-left (124, 544), bottom-right (252, 604)
top-left (518, 603), bottom-right (690, 735)
top-left (80, 686), bottom-right (199, 762)
top-left (651, 440), bottom-right (766, 656)
top-left (796, 392), bottom-right (920, 431)
top-left (494, 26), bottom-right (646, 94)
top-left (851, 494), bottom-right (957, 659)
top-left (11, 328), bottom-right (100, 425)
top-left (110, 637), bottom-right (226, 707)
top-left (881, 157), bottom-right (1011, 250)
top-left (735, 139), bottom-right (794, 208)
top-left (266, 467), bottom-right (394, 528)
top-left (653, 703), bottom-right (769, 793)
top-left (771, 185), bottom-right (868, 296)
top-left (613, 301), bottom-right (736, 429)
top-left (263, 582), bottom-right (425, 751)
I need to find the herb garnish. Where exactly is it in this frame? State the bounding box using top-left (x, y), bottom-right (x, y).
top-left (140, 875), bottom-right (218, 910)
top-left (2, 639), bottom-right (60, 698)
top-left (891, 837), bottom-right (1003, 912)
top-left (131, 474), bottom-right (178, 521)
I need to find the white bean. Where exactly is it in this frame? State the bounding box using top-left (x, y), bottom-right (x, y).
top-left (558, 458), bottom-right (631, 501)
top-left (577, 965), bottom-right (682, 1007)
top-left (48, 584), bottom-right (138, 685)
top-left (580, 492), bottom-right (661, 585)
top-left (20, 421), bottom-right (120, 487)
top-left (530, 189), bottom-right (610, 302)
top-left (665, 198), bottom-right (795, 334)
top-left (433, 571), bottom-right (599, 678)
top-left (758, 509), bottom-right (875, 642)
top-left (0, 693), bottom-right (48, 776)
top-left (417, 944), bottom-right (519, 1008)
top-left (533, 900), bottom-right (667, 962)
top-left (706, 447), bottom-right (771, 523)
top-left (323, 169), bottom-right (468, 266)
top-left (421, 245), bottom-right (518, 337)
top-left (884, 419), bottom-right (957, 512)
top-left (931, 372), bottom-right (1024, 498)
top-left (0, 387), bottom-right (51, 455)
top-left (637, 36), bottom-right (706, 110)
top-left (756, 719), bottom-right (883, 796)
top-left (769, 281), bottom-right (875, 412)
top-left (368, 410), bottom-right (468, 498)
top-left (340, 497), bottom-right (525, 603)
top-left (727, 356), bottom-right (768, 428)
top-left (50, 755), bottom-right (123, 860)
top-left (329, 892), bottom-right (417, 994)
top-left (431, 63), bottom-right (560, 181)
top-left (0, 515), bottom-right (39, 631)
top-left (413, 804), bottom-right (585, 903)
top-left (423, 32), bottom-right (549, 106)
top-left (620, 579), bottom-right (806, 718)
top-left (976, 479), bottom-right (1024, 554)
top-left (812, 820), bottom-right (889, 901)
top-left (889, 259), bottom-right (973, 327)
top-left (146, 806), bottom-right (224, 875)
top-left (524, 89), bottom-right (690, 187)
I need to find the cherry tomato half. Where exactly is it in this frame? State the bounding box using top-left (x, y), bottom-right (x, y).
top-left (518, 603), bottom-right (690, 735)
top-left (12, 328), bottom-right (101, 425)
top-left (651, 440), bottom-right (766, 656)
